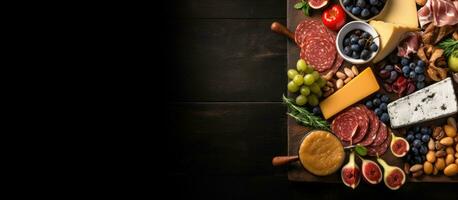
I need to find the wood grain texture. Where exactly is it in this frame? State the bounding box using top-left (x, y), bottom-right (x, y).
top-left (170, 19), bottom-right (287, 102)
top-left (167, 103), bottom-right (287, 176)
top-left (165, 0), bottom-right (286, 19)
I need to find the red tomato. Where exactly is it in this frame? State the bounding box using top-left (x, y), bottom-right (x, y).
top-left (322, 4), bottom-right (346, 31)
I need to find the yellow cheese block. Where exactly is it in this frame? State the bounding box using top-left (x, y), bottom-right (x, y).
top-left (319, 68), bottom-right (380, 119)
top-left (370, 20), bottom-right (418, 63)
top-left (376, 0), bottom-right (419, 29)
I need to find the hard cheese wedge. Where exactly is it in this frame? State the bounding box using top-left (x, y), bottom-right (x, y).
top-left (375, 0), bottom-right (419, 29)
top-left (387, 78), bottom-right (458, 128)
top-left (320, 68), bottom-right (380, 119)
top-left (370, 20), bottom-right (419, 63)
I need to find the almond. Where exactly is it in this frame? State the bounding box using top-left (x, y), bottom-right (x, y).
top-left (336, 71), bottom-right (346, 79)
top-left (440, 137), bottom-right (454, 146)
top-left (444, 124), bottom-right (457, 138)
top-left (448, 117), bottom-right (457, 130)
top-left (424, 161), bottom-right (433, 175)
top-left (336, 79), bottom-right (343, 89)
top-left (344, 68), bottom-right (354, 78)
top-left (410, 164), bottom-right (423, 172)
top-left (351, 65), bottom-right (359, 76)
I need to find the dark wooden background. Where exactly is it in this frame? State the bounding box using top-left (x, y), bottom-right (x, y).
top-left (162, 0), bottom-right (458, 199)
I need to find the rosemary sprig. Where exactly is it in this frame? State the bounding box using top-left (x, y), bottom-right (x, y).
top-left (438, 38), bottom-right (458, 58)
top-left (282, 95), bottom-right (330, 131)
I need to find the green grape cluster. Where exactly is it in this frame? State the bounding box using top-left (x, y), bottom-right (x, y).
top-left (287, 59), bottom-right (327, 106)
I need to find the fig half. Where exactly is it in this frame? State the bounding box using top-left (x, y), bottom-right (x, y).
top-left (390, 131), bottom-right (410, 157)
top-left (360, 157), bottom-right (382, 185)
top-left (377, 158), bottom-right (406, 190)
top-left (341, 152), bottom-right (360, 189)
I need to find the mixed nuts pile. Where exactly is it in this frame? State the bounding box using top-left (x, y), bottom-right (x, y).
top-left (405, 117), bottom-right (458, 177)
top-left (322, 65), bottom-right (359, 97)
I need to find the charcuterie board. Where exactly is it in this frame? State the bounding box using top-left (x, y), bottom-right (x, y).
top-left (285, 0), bottom-right (458, 183)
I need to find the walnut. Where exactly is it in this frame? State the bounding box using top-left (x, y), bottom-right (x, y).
top-left (417, 45), bottom-right (448, 82)
top-left (421, 24), bottom-right (458, 45)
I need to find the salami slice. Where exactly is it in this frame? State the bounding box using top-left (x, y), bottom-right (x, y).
top-left (320, 30), bottom-right (343, 75)
top-left (302, 39), bottom-right (335, 72)
top-left (348, 106), bottom-right (369, 144)
top-left (358, 106), bottom-right (380, 146)
top-left (331, 112), bottom-right (358, 142)
top-left (367, 132), bottom-right (392, 157)
top-left (295, 19), bottom-right (323, 47)
top-left (370, 122), bottom-right (388, 147)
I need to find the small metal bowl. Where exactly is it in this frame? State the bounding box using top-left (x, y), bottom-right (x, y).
top-left (339, 0), bottom-right (391, 22)
top-left (336, 21), bottom-right (380, 64)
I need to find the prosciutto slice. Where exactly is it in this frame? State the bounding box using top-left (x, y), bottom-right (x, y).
top-left (397, 32), bottom-right (420, 58)
top-left (418, 0), bottom-right (458, 28)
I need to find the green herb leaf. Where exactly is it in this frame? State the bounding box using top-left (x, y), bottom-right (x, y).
top-left (302, 3), bottom-right (310, 16)
top-left (355, 145), bottom-right (367, 157)
top-left (294, 2), bottom-right (306, 9)
top-left (438, 38), bottom-right (458, 58)
top-left (282, 95), bottom-right (330, 131)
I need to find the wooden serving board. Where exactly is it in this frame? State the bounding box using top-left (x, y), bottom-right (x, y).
top-left (286, 0), bottom-right (458, 182)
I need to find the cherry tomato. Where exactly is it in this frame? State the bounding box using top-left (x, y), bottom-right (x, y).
top-left (322, 4), bottom-right (346, 31)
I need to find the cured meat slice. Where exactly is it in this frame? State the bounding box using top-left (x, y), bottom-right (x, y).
top-left (321, 29), bottom-right (343, 75)
top-left (367, 132), bottom-right (392, 157)
top-left (295, 19), bottom-right (323, 47)
top-left (370, 122), bottom-right (388, 147)
top-left (348, 106), bottom-right (369, 144)
top-left (358, 106), bottom-right (380, 146)
top-left (301, 38), bottom-right (336, 72)
top-left (331, 112), bottom-right (358, 142)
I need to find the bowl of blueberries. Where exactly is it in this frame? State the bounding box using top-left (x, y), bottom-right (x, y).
top-left (340, 0), bottom-right (389, 21)
top-left (336, 21), bottom-right (380, 64)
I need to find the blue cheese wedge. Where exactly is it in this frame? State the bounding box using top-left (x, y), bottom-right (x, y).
top-left (387, 78), bottom-right (458, 128)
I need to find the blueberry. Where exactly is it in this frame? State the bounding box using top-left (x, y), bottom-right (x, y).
top-left (370, 43), bottom-right (378, 51)
top-left (357, 38), bottom-right (365, 46)
top-left (414, 156), bottom-right (422, 164)
top-left (344, 46), bottom-right (352, 56)
top-left (409, 71), bottom-right (416, 79)
top-left (365, 100), bottom-right (373, 108)
top-left (361, 8), bottom-right (370, 17)
top-left (406, 134), bottom-right (415, 142)
top-left (370, 6), bottom-right (379, 15)
top-left (345, 5), bottom-right (354, 11)
top-left (350, 37), bottom-right (358, 44)
top-left (421, 135), bottom-right (430, 143)
top-left (390, 71), bottom-right (398, 80)
top-left (356, 0), bottom-right (366, 7)
top-left (406, 154), bottom-right (412, 162)
top-left (375, 93), bottom-right (382, 98)
top-left (417, 60), bottom-right (425, 68)
top-left (415, 133), bottom-right (422, 139)
top-left (373, 98), bottom-right (381, 106)
top-left (352, 51), bottom-right (360, 59)
top-left (409, 62), bottom-right (416, 69)
top-left (369, 0), bottom-right (379, 5)
top-left (426, 128), bottom-right (432, 135)
top-left (414, 66), bottom-right (424, 74)
top-left (401, 58), bottom-right (409, 66)
top-left (381, 95), bottom-right (390, 103)
top-left (374, 108), bottom-right (382, 116)
top-left (402, 65), bottom-right (410, 74)
top-left (419, 145), bottom-right (428, 154)
top-left (416, 81), bottom-right (425, 89)
top-left (361, 49), bottom-right (371, 60)
top-left (413, 126), bottom-right (420, 132)
top-left (380, 113), bottom-right (389, 123)
top-left (380, 102), bottom-right (387, 111)
top-left (403, 72), bottom-right (410, 78)
top-left (362, 32), bottom-right (371, 38)
top-left (343, 0), bottom-right (352, 6)
top-left (384, 65), bottom-right (393, 71)
top-left (412, 146), bottom-right (419, 154)
top-left (343, 38), bottom-right (351, 46)
top-left (351, 6), bottom-right (362, 15)
top-left (416, 74), bottom-right (425, 82)
top-left (351, 44), bottom-right (361, 52)
top-left (312, 106), bottom-right (321, 115)
top-left (413, 139), bottom-right (421, 148)
top-left (420, 127), bottom-right (429, 135)
top-left (407, 130), bottom-right (414, 136)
